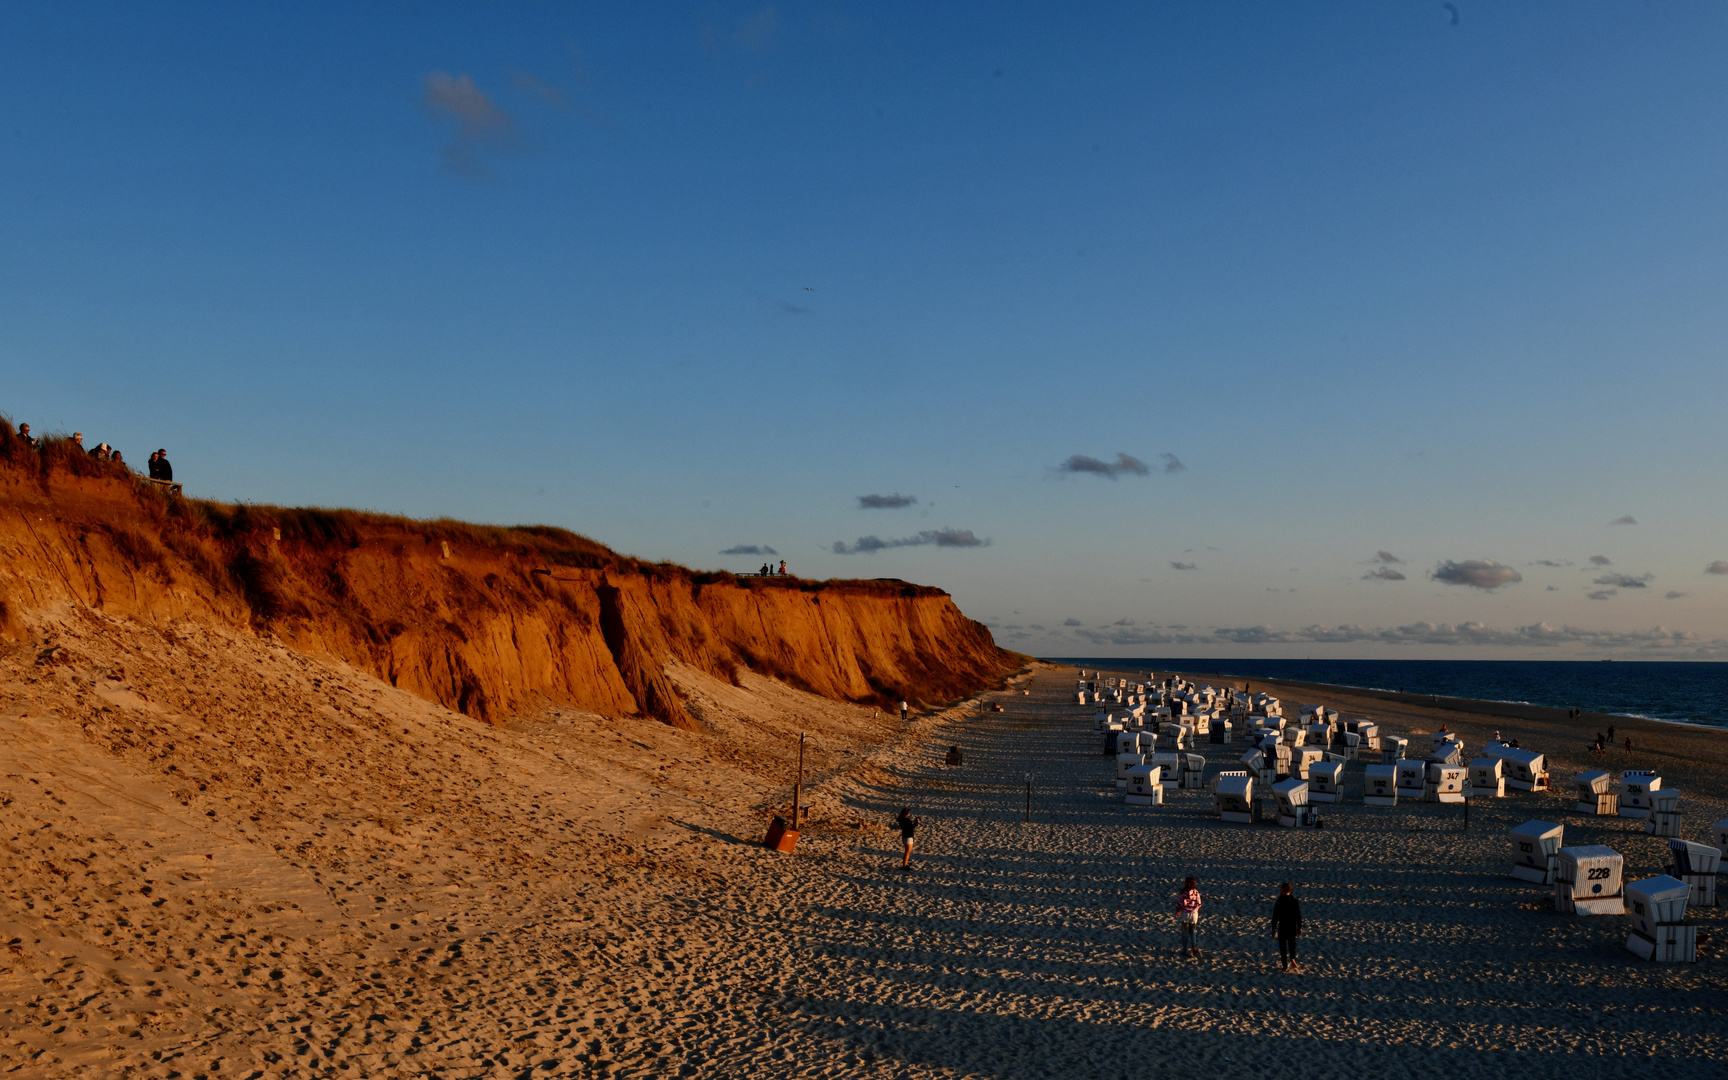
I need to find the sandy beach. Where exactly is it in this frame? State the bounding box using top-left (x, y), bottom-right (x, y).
top-left (3, 623), bottom-right (1725, 1078)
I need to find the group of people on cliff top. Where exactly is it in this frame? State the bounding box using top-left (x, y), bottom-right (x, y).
top-left (757, 560), bottom-right (787, 576)
top-left (13, 422), bottom-right (174, 483)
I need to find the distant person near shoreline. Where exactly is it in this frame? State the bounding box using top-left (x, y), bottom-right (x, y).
top-left (1175, 877), bottom-right (1203, 959)
top-left (1271, 882), bottom-right (1303, 973)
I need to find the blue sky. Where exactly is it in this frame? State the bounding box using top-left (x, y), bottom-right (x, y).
top-left (4, 2), bottom-right (1727, 658)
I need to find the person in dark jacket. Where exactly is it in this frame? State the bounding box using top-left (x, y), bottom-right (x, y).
top-left (1270, 882), bottom-right (1303, 972)
top-left (149, 449), bottom-right (173, 482)
top-left (896, 807), bottom-right (921, 871)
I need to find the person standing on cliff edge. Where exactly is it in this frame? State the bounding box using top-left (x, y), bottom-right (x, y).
top-left (900, 700), bottom-right (909, 721)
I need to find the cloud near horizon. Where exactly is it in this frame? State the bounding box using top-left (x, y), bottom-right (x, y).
top-left (1057, 452), bottom-right (1149, 479)
top-left (1363, 566), bottom-right (1407, 581)
top-left (1159, 453), bottom-right (1185, 473)
top-left (1593, 572), bottom-right (1653, 589)
top-left (1073, 626), bottom-right (1210, 647)
top-left (1588, 555), bottom-right (1612, 566)
top-left (831, 527), bottom-right (989, 554)
top-left (1210, 620), bottom-right (1713, 653)
top-left (1171, 561), bottom-right (1197, 571)
top-left (422, 71), bottom-right (516, 177)
top-left (1431, 559), bottom-right (1522, 590)
top-left (857, 493), bottom-right (917, 509)
top-left (720, 544), bottom-right (777, 556)
top-left (1609, 515), bottom-right (1638, 525)
top-left (1372, 551), bottom-right (1404, 565)
top-left (1707, 561), bottom-right (1728, 575)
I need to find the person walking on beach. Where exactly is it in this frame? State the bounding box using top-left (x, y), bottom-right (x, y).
top-left (1624, 736), bottom-right (1634, 756)
top-left (1270, 882), bottom-right (1303, 973)
top-left (896, 807), bottom-right (921, 871)
top-left (1593, 734), bottom-right (1605, 756)
top-left (1607, 724), bottom-right (1616, 743)
top-left (1175, 877), bottom-right (1203, 959)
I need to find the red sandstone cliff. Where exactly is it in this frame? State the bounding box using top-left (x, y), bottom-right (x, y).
top-left (0, 429), bottom-right (1024, 729)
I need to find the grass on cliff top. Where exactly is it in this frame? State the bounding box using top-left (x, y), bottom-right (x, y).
top-left (0, 415), bottom-right (946, 598)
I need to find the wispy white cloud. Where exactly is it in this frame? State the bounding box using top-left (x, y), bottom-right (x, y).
top-left (422, 71), bottom-right (516, 178)
top-left (831, 527), bottom-right (988, 554)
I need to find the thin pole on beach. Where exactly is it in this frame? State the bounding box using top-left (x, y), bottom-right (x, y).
top-left (793, 732), bottom-right (805, 827)
top-left (1024, 772), bottom-right (1032, 823)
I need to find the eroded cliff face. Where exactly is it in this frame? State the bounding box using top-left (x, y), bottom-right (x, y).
top-left (0, 462), bottom-right (1022, 729)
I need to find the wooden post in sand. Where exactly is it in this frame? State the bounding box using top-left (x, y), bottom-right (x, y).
top-left (1024, 772), bottom-right (1032, 823)
top-left (792, 732), bottom-right (805, 826)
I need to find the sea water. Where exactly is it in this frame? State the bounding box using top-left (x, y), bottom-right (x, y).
top-left (1046, 658), bottom-right (1728, 729)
